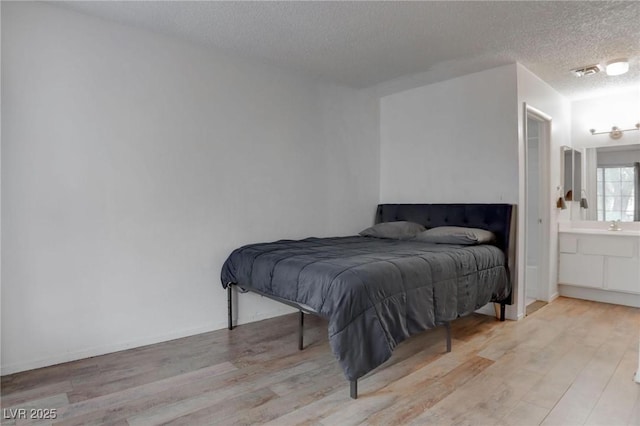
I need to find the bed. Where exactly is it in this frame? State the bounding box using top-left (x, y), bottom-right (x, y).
top-left (220, 203), bottom-right (515, 398)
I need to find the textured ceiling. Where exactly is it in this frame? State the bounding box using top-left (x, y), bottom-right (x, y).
top-left (59, 1), bottom-right (640, 100)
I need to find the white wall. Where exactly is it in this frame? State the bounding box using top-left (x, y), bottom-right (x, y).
top-left (516, 63), bottom-right (571, 317)
top-left (571, 89), bottom-right (640, 149)
top-left (1, 2), bottom-right (379, 374)
top-left (379, 64), bottom-right (570, 320)
top-left (380, 64), bottom-right (519, 203)
top-left (379, 65), bottom-right (520, 318)
top-left (597, 147), bottom-right (640, 166)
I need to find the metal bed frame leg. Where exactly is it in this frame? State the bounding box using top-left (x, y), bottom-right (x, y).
top-left (298, 311), bottom-right (304, 350)
top-left (227, 285), bottom-right (233, 330)
top-left (500, 302), bottom-right (506, 322)
top-left (350, 379), bottom-right (358, 399)
top-left (444, 321), bottom-right (452, 353)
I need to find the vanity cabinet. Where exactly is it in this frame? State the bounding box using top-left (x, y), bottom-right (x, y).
top-left (558, 230), bottom-right (640, 307)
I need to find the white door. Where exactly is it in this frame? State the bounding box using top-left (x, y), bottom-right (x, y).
top-left (523, 103), bottom-right (553, 312)
top-left (525, 117), bottom-right (542, 304)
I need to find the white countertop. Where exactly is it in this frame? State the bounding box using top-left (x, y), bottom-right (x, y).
top-left (558, 227), bottom-right (640, 237)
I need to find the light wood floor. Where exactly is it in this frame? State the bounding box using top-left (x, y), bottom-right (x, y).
top-left (2, 297), bottom-right (639, 425)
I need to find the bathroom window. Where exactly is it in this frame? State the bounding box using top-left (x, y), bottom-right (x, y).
top-left (596, 165), bottom-right (638, 221)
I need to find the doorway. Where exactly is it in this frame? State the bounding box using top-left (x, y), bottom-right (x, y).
top-left (524, 106), bottom-right (551, 316)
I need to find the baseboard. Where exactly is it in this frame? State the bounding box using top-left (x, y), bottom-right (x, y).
top-left (505, 303), bottom-right (521, 321)
top-left (475, 302), bottom-right (520, 321)
top-left (235, 307), bottom-right (296, 327)
top-left (1, 324), bottom-right (215, 376)
top-left (1, 307), bottom-right (299, 376)
top-left (474, 303), bottom-right (496, 317)
top-left (558, 285), bottom-right (640, 308)
top-left (548, 292), bottom-right (560, 303)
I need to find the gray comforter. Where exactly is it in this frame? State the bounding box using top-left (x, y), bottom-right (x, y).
top-left (220, 236), bottom-right (509, 381)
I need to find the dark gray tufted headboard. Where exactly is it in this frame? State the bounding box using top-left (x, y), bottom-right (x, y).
top-left (375, 204), bottom-right (514, 252)
top-left (375, 203), bottom-right (516, 304)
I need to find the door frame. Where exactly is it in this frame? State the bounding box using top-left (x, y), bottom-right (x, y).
top-left (523, 103), bottom-right (552, 312)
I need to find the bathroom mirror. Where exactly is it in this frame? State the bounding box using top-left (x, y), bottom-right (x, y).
top-left (561, 146), bottom-right (582, 202)
top-left (581, 143), bottom-right (640, 222)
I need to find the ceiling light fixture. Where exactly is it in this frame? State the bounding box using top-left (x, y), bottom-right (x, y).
top-left (605, 59), bottom-right (629, 76)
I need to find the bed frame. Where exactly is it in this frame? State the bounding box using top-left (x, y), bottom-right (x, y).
top-left (226, 203), bottom-right (515, 399)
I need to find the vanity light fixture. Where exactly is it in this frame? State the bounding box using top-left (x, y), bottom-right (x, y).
top-left (605, 58), bottom-right (629, 76)
top-left (589, 123), bottom-right (640, 139)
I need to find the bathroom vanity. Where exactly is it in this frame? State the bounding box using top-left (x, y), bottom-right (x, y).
top-left (558, 223), bottom-right (640, 308)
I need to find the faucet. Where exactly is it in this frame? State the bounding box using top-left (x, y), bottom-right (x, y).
top-left (608, 220), bottom-right (622, 231)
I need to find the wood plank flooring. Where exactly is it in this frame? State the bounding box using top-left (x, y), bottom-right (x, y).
top-left (1, 297), bottom-right (639, 425)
